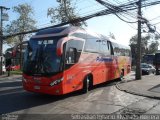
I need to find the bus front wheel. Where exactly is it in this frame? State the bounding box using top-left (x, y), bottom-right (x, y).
top-left (82, 76), bottom-right (90, 93)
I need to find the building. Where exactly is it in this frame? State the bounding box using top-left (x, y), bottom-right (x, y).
top-left (4, 42), bottom-right (28, 70)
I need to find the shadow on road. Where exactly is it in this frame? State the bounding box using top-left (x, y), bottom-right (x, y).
top-left (0, 79), bottom-right (118, 114)
top-left (0, 90), bottom-right (83, 114)
top-left (0, 81), bottom-right (22, 87)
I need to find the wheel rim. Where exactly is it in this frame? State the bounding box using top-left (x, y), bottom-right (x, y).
top-left (86, 78), bottom-right (89, 91)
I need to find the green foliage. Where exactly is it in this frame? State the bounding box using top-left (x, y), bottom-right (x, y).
top-left (5, 70), bottom-right (22, 75)
top-left (4, 3), bottom-right (36, 46)
top-left (11, 70), bottom-right (22, 75)
top-left (130, 35), bottom-right (138, 45)
top-left (148, 41), bottom-right (159, 54)
top-left (109, 32), bottom-right (116, 39)
top-left (130, 34), bottom-right (150, 46)
top-left (47, 0), bottom-right (86, 26)
top-left (155, 33), bottom-right (160, 40)
top-left (130, 34), bottom-right (160, 54)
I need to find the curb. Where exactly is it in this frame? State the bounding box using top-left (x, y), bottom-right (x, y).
top-left (115, 80), bottom-right (160, 100)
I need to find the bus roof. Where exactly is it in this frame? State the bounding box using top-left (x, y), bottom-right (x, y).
top-left (32, 26), bottom-right (84, 38)
top-left (32, 26), bottom-right (130, 49)
top-left (36, 26), bottom-right (69, 35)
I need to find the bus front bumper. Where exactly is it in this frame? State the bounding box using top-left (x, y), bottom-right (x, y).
top-left (22, 81), bottom-right (63, 95)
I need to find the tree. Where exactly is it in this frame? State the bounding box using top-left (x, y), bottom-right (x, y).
top-left (47, 0), bottom-right (86, 26)
top-left (148, 41), bottom-right (159, 54)
top-left (5, 22), bottom-right (21, 47)
top-left (130, 34), bottom-right (160, 56)
top-left (5, 3), bottom-right (36, 46)
top-left (155, 33), bottom-right (160, 40)
top-left (5, 3), bottom-right (37, 69)
top-left (130, 34), bottom-right (150, 54)
top-left (109, 32), bottom-right (116, 39)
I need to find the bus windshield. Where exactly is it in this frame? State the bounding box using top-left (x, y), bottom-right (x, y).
top-left (23, 37), bottom-right (62, 76)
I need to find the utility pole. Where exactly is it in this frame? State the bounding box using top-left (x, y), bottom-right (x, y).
top-left (136, 0), bottom-right (142, 80)
top-left (0, 6), bottom-right (10, 75)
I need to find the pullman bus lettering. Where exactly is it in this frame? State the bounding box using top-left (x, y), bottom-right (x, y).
top-left (96, 57), bottom-right (113, 62)
top-left (15, 26), bottom-right (131, 95)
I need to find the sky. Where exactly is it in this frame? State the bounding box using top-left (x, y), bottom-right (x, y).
top-left (1, 0), bottom-right (160, 52)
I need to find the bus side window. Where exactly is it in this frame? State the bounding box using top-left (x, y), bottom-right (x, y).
top-left (84, 37), bottom-right (99, 53)
top-left (99, 39), bottom-right (110, 55)
top-left (112, 42), bottom-right (119, 56)
top-left (64, 40), bottom-right (84, 69)
top-left (108, 41), bottom-right (114, 55)
top-left (66, 47), bottom-right (77, 64)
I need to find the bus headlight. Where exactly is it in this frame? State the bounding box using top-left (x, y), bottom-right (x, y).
top-left (50, 78), bottom-right (63, 86)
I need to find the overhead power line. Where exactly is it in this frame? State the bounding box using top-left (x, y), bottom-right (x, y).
top-left (3, 0), bottom-right (160, 39)
top-left (95, 0), bottom-right (138, 23)
top-left (153, 21), bottom-right (160, 25)
top-left (115, 13), bottom-right (137, 23)
top-left (150, 15), bottom-right (160, 21)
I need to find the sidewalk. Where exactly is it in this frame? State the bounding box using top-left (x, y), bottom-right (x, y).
top-left (116, 72), bottom-right (160, 99)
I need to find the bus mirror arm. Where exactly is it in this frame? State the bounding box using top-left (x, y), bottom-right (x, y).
top-left (57, 48), bottom-right (62, 56)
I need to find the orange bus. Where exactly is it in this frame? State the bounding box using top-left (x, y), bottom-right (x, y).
top-left (22, 26), bottom-right (131, 95)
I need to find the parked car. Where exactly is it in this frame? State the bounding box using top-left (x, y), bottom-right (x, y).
top-left (10, 65), bottom-right (20, 71)
top-left (141, 63), bottom-right (156, 75)
top-left (6, 65), bottom-right (20, 71)
top-left (148, 64), bottom-right (156, 74)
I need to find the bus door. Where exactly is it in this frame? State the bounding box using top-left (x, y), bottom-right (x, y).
top-left (63, 39), bottom-right (84, 93)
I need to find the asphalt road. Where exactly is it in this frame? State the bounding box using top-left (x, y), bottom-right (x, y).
top-left (0, 77), bottom-right (160, 120)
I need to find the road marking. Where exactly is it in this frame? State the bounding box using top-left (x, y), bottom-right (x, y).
top-left (0, 79), bottom-right (22, 83)
top-left (0, 90), bottom-right (25, 96)
top-left (0, 86), bottom-right (22, 92)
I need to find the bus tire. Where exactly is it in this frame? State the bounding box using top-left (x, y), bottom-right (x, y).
top-left (119, 69), bottom-right (124, 81)
top-left (82, 76), bottom-right (90, 93)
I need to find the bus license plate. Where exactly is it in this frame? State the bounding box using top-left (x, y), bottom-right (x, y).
top-left (34, 86), bottom-right (40, 90)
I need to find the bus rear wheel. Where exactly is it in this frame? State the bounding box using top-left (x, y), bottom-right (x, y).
top-left (119, 69), bottom-right (124, 81)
